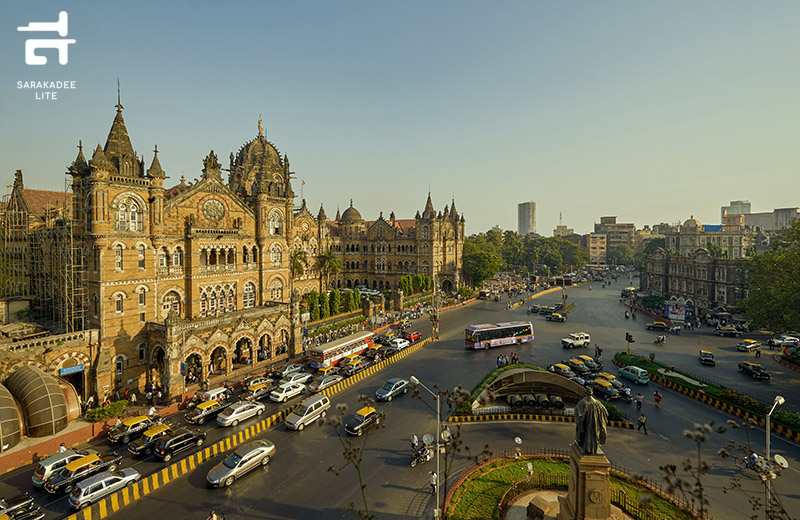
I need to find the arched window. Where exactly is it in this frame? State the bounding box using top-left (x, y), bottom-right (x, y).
top-left (201, 293), bottom-right (208, 316)
top-left (129, 204), bottom-right (139, 231)
top-left (138, 245), bottom-right (146, 269)
top-left (243, 246), bottom-right (249, 263)
top-left (270, 245), bottom-right (282, 267)
top-left (251, 246), bottom-right (258, 263)
top-left (115, 294), bottom-right (124, 313)
top-left (269, 212), bottom-right (283, 235)
top-left (162, 291), bottom-right (182, 317)
top-left (118, 204), bottom-right (127, 230)
top-left (158, 247), bottom-right (168, 267)
top-left (172, 247), bottom-right (183, 267)
top-left (138, 288), bottom-right (146, 306)
top-left (114, 245), bottom-right (124, 270)
top-left (227, 287), bottom-right (235, 310)
top-left (421, 226), bottom-right (429, 239)
top-left (269, 279), bottom-right (283, 300)
top-left (209, 291), bottom-right (217, 313)
top-left (243, 282), bottom-right (256, 308)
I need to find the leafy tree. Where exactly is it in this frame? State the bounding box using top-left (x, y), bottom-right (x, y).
top-left (352, 288), bottom-right (361, 311)
top-left (342, 291), bottom-right (353, 313)
top-left (635, 237), bottom-right (666, 270)
top-left (308, 290), bottom-right (320, 322)
top-left (458, 286), bottom-right (475, 299)
top-left (742, 219), bottom-right (800, 332)
top-left (641, 294), bottom-right (666, 312)
top-left (318, 248), bottom-right (343, 292)
top-left (412, 274), bottom-right (425, 294)
top-left (319, 291), bottom-right (330, 319)
top-left (462, 241), bottom-right (502, 287)
top-left (329, 289), bottom-right (341, 316)
top-left (607, 244), bottom-right (635, 266)
top-left (706, 242), bottom-right (726, 258)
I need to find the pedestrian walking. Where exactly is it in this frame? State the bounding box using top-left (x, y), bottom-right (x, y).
top-left (430, 471), bottom-right (437, 494)
top-left (755, 346), bottom-right (761, 358)
top-left (637, 414), bottom-right (648, 434)
top-left (148, 406), bottom-right (157, 417)
top-left (497, 356), bottom-right (502, 369)
top-left (635, 393), bottom-right (643, 412)
top-left (58, 443), bottom-right (67, 453)
top-left (526, 462), bottom-right (534, 482)
top-left (157, 390), bottom-right (163, 404)
top-left (146, 391), bottom-right (153, 405)
top-left (130, 392), bottom-right (137, 406)
top-left (410, 433), bottom-right (419, 451)
top-left (653, 391), bottom-right (662, 407)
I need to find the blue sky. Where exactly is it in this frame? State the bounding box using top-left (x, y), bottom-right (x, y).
top-left (2, 1), bottom-right (799, 235)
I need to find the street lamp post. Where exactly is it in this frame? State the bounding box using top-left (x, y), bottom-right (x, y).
top-left (410, 375), bottom-right (441, 519)
top-left (765, 395), bottom-right (785, 519)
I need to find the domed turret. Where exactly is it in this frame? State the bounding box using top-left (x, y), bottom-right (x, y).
top-left (341, 200), bottom-right (363, 223)
top-left (682, 216), bottom-right (702, 230)
top-left (229, 117), bottom-right (287, 197)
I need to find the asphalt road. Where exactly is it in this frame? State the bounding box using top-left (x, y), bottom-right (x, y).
top-left (4, 280), bottom-right (799, 519)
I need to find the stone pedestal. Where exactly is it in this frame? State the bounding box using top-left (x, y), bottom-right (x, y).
top-left (557, 442), bottom-right (612, 520)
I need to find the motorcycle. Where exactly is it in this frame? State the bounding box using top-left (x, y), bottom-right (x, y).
top-left (619, 391), bottom-right (633, 404)
top-left (654, 336), bottom-right (665, 346)
top-left (625, 311), bottom-right (630, 319)
top-left (410, 445), bottom-right (432, 467)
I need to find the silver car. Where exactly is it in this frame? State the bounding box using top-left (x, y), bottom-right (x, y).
top-left (270, 383), bottom-right (304, 403)
top-left (68, 468), bottom-right (140, 510)
top-left (206, 440), bottom-right (275, 488)
top-left (216, 401), bottom-right (266, 427)
top-left (281, 372), bottom-right (313, 386)
top-left (308, 375), bottom-right (344, 393)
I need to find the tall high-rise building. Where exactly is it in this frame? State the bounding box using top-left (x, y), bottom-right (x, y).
top-left (517, 201), bottom-right (536, 236)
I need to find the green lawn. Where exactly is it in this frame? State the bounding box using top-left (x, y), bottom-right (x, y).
top-left (446, 457), bottom-right (694, 520)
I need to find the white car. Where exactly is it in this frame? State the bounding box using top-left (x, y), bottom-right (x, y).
top-left (389, 338), bottom-right (410, 351)
top-left (216, 401), bottom-right (266, 427)
top-left (281, 372), bottom-right (313, 386)
top-left (270, 383), bottom-right (305, 403)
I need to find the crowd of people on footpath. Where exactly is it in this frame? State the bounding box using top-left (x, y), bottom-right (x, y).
top-left (496, 352), bottom-right (519, 368)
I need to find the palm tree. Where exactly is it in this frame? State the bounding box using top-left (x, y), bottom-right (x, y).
top-left (318, 248), bottom-right (343, 292)
top-left (289, 249), bottom-right (309, 301)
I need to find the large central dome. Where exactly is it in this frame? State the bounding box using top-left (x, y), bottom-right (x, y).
top-left (341, 201), bottom-right (363, 223)
top-left (229, 118), bottom-right (287, 197)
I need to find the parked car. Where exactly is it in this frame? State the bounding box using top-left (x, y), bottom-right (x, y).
top-left (546, 313), bottom-right (566, 322)
top-left (715, 326), bottom-right (742, 337)
top-left (699, 350), bottom-right (716, 366)
top-left (128, 423), bottom-right (172, 456)
top-left (107, 415), bottom-right (161, 444)
top-left (594, 372), bottom-right (625, 390)
top-left (768, 334), bottom-right (799, 348)
top-left (281, 372), bottom-right (313, 386)
top-left (618, 366), bottom-right (650, 385)
top-left (590, 379), bottom-right (620, 400)
top-left (216, 401), bottom-right (266, 427)
top-left (563, 358), bottom-right (590, 375)
top-left (0, 493), bottom-right (34, 516)
top-left (646, 322), bottom-right (669, 331)
top-left (68, 469), bottom-right (140, 510)
top-left (308, 374), bottom-right (344, 393)
top-left (547, 363), bottom-right (576, 378)
top-left (44, 453), bottom-right (122, 494)
top-left (738, 361), bottom-right (771, 380)
top-left (344, 406), bottom-right (381, 436)
top-left (270, 383), bottom-right (305, 403)
top-left (185, 400), bottom-right (230, 425)
top-left (32, 449), bottom-right (100, 487)
top-left (576, 355), bottom-right (602, 372)
top-left (736, 339), bottom-right (761, 352)
top-left (375, 378), bottom-right (409, 402)
top-left (153, 427), bottom-right (207, 462)
top-left (403, 331), bottom-right (422, 342)
top-left (271, 363), bottom-right (304, 379)
top-left (206, 440), bottom-right (276, 488)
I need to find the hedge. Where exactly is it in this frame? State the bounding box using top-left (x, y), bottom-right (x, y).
top-left (85, 400), bottom-right (128, 422)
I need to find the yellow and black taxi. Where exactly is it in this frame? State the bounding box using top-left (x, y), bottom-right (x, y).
top-left (699, 350), bottom-right (716, 366)
top-left (107, 415), bottom-right (161, 444)
top-left (44, 453), bottom-right (122, 494)
top-left (344, 406), bottom-right (381, 437)
top-left (185, 400), bottom-right (230, 425)
top-left (242, 383), bottom-right (276, 402)
top-left (738, 361), bottom-right (771, 380)
top-left (577, 354), bottom-right (602, 372)
top-left (128, 423), bottom-right (172, 456)
top-left (548, 363), bottom-right (576, 379)
top-left (715, 325), bottom-right (743, 337)
top-left (736, 339), bottom-right (760, 352)
top-left (563, 358), bottom-right (590, 375)
top-left (595, 372), bottom-right (625, 390)
top-left (646, 321), bottom-right (669, 331)
top-left (590, 378), bottom-right (620, 400)
top-left (545, 312), bottom-right (566, 322)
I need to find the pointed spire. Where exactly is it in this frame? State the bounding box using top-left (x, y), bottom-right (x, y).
top-left (147, 144), bottom-right (165, 178)
top-left (89, 144), bottom-right (113, 171)
top-left (390, 211), bottom-right (395, 221)
top-left (415, 210), bottom-right (421, 219)
top-left (71, 139), bottom-right (88, 173)
top-left (422, 192), bottom-right (435, 219)
top-left (318, 204), bottom-right (327, 221)
top-left (116, 79), bottom-right (123, 113)
top-left (335, 207), bottom-right (341, 221)
top-left (13, 169), bottom-right (23, 188)
top-left (258, 115), bottom-right (264, 138)
top-left (350, 199), bottom-right (354, 207)
top-left (300, 198), bottom-right (307, 211)
top-left (379, 211), bottom-right (384, 220)
top-left (450, 198), bottom-right (458, 219)
top-left (104, 92), bottom-right (137, 175)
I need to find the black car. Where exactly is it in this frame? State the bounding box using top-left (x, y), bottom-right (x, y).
top-left (6, 507), bottom-right (45, 520)
top-left (153, 427), bottom-right (207, 462)
top-left (0, 493), bottom-right (35, 516)
top-left (44, 453), bottom-right (122, 494)
top-left (738, 361), bottom-right (771, 381)
top-left (646, 322), bottom-right (670, 331)
top-left (344, 406), bottom-right (381, 436)
top-left (128, 423), bottom-right (172, 456)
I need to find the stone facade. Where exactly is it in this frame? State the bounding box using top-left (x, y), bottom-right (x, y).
top-left (664, 215), bottom-right (755, 259)
top-left (2, 103), bottom-right (464, 401)
top-left (642, 247), bottom-right (747, 312)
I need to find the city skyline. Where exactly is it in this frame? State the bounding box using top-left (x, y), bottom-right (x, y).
top-left (2, 1), bottom-right (799, 235)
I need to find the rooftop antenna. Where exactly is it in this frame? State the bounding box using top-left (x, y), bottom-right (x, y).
top-left (559, 212), bottom-right (563, 226)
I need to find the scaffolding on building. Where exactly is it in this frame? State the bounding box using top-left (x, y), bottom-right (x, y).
top-left (0, 182), bottom-right (85, 333)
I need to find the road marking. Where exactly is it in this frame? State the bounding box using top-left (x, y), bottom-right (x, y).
top-left (658, 434), bottom-right (671, 442)
top-left (133, 481), bottom-right (140, 499)
top-left (171, 463), bottom-right (179, 479)
top-left (142, 478), bottom-right (149, 494)
top-left (122, 487), bottom-right (130, 505)
top-left (98, 499), bottom-right (107, 518)
top-left (180, 459), bottom-right (187, 474)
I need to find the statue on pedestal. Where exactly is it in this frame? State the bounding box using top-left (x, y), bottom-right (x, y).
top-left (574, 387), bottom-right (608, 455)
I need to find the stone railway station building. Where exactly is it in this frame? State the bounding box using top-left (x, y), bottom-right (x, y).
top-left (0, 103), bottom-right (464, 409)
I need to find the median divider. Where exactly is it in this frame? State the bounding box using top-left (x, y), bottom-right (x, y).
top-left (66, 337), bottom-right (435, 520)
top-left (448, 413), bottom-right (633, 430)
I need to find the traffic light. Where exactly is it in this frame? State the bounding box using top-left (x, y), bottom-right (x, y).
top-left (625, 332), bottom-right (635, 343)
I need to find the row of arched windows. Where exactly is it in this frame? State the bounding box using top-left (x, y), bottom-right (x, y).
top-left (117, 203), bottom-right (142, 232)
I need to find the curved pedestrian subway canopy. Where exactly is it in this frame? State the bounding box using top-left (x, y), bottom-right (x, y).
top-left (4, 365), bottom-right (69, 438)
top-left (0, 383), bottom-right (22, 452)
